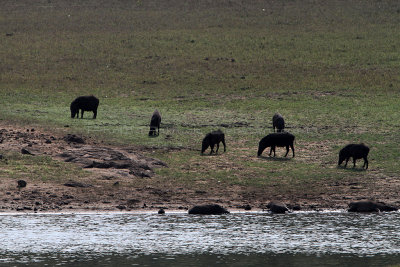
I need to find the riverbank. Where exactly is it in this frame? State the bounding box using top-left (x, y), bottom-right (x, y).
top-left (0, 123), bottom-right (399, 213)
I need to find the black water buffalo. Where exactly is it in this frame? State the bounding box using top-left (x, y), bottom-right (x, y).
top-left (148, 110), bottom-right (161, 136)
top-left (188, 204), bottom-right (230, 215)
top-left (272, 113), bottom-right (285, 132)
top-left (201, 130), bottom-right (226, 155)
top-left (257, 132), bottom-right (295, 157)
top-left (70, 95), bottom-right (99, 119)
top-left (338, 143), bottom-right (369, 169)
top-left (267, 201), bottom-right (289, 214)
top-left (348, 201), bottom-right (397, 212)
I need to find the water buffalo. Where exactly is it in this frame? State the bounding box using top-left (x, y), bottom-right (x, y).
top-left (257, 132), bottom-right (295, 157)
top-left (348, 201), bottom-right (397, 212)
top-left (338, 143), bottom-right (369, 169)
top-left (201, 130), bottom-right (226, 155)
top-left (267, 201), bottom-right (289, 214)
top-left (188, 204), bottom-right (230, 215)
top-left (70, 95), bottom-right (99, 119)
top-left (272, 113), bottom-right (285, 132)
top-left (148, 110), bottom-right (161, 136)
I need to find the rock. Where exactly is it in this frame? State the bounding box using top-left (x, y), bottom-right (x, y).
top-left (158, 208), bottom-right (165, 214)
top-left (21, 148), bottom-right (34, 155)
top-left (63, 181), bottom-right (92, 188)
top-left (292, 205), bottom-right (301, 211)
top-left (244, 204), bottom-right (252, 211)
top-left (116, 205), bottom-right (126, 210)
top-left (63, 134), bottom-right (85, 144)
top-left (45, 139), bottom-right (52, 144)
top-left (188, 204), bottom-right (230, 215)
top-left (348, 201), bottom-right (398, 212)
top-left (17, 180), bottom-right (27, 188)
top-left (267, 201), bottom-right (289, 214)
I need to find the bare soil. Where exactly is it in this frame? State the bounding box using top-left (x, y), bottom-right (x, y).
top-left (0, 123), bottom-right (399, 213)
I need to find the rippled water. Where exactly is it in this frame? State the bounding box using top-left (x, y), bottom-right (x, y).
top-left (1, 211), bottom-right (400, 266)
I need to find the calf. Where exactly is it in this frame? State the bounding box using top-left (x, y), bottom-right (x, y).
top-left (257, 132), bottom-right (295, 157)
top-left (201, 130), bottom-right (226, 155)
top-left (338, 143), bottom-right (369, 169)
top-left (272, 113), bottom-right (285, 132)
top-left (70, 95), bottom-right (99, 119)
top-left (148, 110), bottom-right (161, 136)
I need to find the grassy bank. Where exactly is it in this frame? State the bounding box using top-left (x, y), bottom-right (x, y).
top-left (0, 0), bottom-right (399, 202)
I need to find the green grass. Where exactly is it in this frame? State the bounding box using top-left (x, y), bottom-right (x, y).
top-left (0, 0), bottom-right (399, 194)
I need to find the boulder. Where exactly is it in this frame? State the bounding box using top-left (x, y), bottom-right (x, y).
top-left (21, 148), bottom-right (34, 155)
top-left (188, 204), bottom-right (230, 215)
top-left (158, 208), bottom-right (165, 214)
top-left (17, 180), bottom-right (27, 188)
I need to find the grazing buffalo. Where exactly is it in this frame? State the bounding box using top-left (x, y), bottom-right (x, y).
top-left (257, 132), bottom-right (295, 157)
top-left (338, 143), bottom-right (369, 169)
top-left (201, 130), bottom-right (226, 155)
top-left (148, 110), bottom-right (161, 136)
top-left (272, 113), bottom-right (285, 132)
top-left (70, 95), bottom-right (99, 119)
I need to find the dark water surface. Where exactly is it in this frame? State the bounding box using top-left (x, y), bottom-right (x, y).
top-left (1, 211), bottom-right (400, 266)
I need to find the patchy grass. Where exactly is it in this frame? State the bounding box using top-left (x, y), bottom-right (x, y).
top-left (0, 151), bottom-right (88, 183)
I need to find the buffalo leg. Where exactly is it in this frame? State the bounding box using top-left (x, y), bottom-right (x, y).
top-left (344, 158), bottom-right (349, 168)
top-left (290, 144), bottom-right (295, 157)
top-left (210, 144), bottom-right (215, 155)
top-left (222, 139), bottom-right (226, 152)
top-left (363, 157), bottom-right (368, 169)
top-left (93, 110), bottom-right (97, 119)
top-left (284, 145), bottom-right (289, 157)
top-left (353, 158), bottom-right (357, 168)
top-left (216, 143), bottom-right (220, 153)
top-left (81, 110), bottom-right (84, 118)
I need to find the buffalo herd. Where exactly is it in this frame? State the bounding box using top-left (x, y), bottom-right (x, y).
top-left (70, 95), bottom-right (369, 169)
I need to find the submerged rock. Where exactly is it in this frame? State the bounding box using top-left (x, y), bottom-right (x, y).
top-left (188, 204), bottom-right (229, 215)
top-left (158, 208), bottom-right (165, 214)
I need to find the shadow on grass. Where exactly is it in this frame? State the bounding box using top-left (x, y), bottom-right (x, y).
top-left (337, 166), bottom-right (367, 172)
top-left (257, 155), bottom-right (292, 161)
top-left (200, 152), bottom-right (226, 156)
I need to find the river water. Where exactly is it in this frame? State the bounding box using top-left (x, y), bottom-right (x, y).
top-left (1, 211), bottom-right (400, 266)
